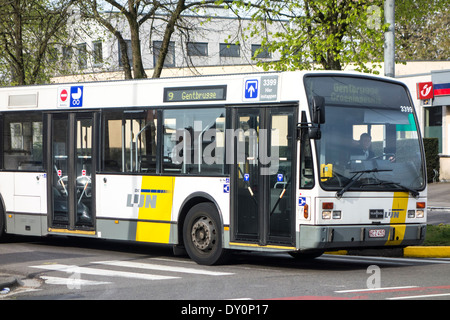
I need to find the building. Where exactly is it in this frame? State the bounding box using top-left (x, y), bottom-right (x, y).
top-left (52, 5), bottom-right (283, 83)
top-left (399, 66), bottom-right (450, 181)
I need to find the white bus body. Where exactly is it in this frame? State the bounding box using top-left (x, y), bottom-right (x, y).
top-left (0, 71), bottom-right (427, 264)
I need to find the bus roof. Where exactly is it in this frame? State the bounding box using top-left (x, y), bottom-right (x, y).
top-left (0, 71), bottom-right (406, 111)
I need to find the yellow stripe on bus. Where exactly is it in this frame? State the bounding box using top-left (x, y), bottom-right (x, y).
top-left (385, 192), bottom-right (409, 246)
top-left (135, 222), bottom-right (172, 243)
top-left (135, 176), bottom-right (174, 244)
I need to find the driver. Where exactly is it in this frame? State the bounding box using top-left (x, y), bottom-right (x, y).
top-left (352, 133), bottom-right (374, 160)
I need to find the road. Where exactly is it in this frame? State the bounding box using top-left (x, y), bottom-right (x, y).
top-left (1, 236), bottom-right (450, 303)
top-left (428, 209), bottom-right (450, 225)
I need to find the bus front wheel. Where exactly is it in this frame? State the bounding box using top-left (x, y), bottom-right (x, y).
top-left (183, 203), bottom-right (229, 265)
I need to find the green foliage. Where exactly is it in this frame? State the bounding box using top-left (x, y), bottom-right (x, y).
top-left (217, 0), bottom-right (449, 72)
top-left (218, 0), bottom-right (388, 73)
top-left (423, 138), bottom-right (440, 183)
top-left (424, 224), bottom-right (450, 246)
top-left (0, 0), bottom-right (74, 86)
top-left (396, 0), bottom-right (449, 61)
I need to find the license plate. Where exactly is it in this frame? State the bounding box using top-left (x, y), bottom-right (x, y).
top-left (369, 229), bottom-right (386, 238)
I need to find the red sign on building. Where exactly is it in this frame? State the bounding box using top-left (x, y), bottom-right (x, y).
top-left (417, 82), bottom-right (434, 100)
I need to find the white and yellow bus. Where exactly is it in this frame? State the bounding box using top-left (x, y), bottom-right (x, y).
top-left (0, 71), bottom-right (427, 265)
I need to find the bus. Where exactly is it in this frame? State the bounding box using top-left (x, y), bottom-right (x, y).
top-left (0, 71), bottom-right (427, 265)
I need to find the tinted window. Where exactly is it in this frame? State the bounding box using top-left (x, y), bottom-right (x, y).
top-left (3, 112), bottom-right (43, 171)
top-left (162, 108), bottom-right (225, 175)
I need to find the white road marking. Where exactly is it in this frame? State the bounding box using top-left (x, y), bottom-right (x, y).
top-left (93, 260), bottom-right (234, 276)
top-left (41, 276), bottom-right (111, 286)
top-left (30, 264), bottom-right (179, 281)
top-left (335, 286), bottom-right (418, 293)
top-left (387, 293), bottom-right (450, 300)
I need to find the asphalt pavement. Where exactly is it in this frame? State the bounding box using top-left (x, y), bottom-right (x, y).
top-left (428, 182), bottom-right (450, 211)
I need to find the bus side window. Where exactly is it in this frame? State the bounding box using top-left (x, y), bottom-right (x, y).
top-left (102, 109), bottom-right (157, 173)
top-left (162, 108), bottom-right (225, 175)
top-left (300, 132), bottom-right (314, 188)
top-left (3, 113), bottom-right (43, 171)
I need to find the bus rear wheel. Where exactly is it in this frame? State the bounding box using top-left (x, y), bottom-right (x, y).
top-left (183, 203), bottom-right (229, 265)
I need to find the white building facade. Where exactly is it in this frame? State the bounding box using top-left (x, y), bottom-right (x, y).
top-left (53, 6), bottom-right (283, 82)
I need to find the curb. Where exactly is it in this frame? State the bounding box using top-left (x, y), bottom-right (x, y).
top-left (427, 206), bottom-right (450, 212)
top-left (0, 276), bottom-right (18, 292)
top-left (326, 246), bottom-right (450, 258)
top-left (403, 246), bottom-right (450, 258)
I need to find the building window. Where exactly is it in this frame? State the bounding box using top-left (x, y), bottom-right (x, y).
top-left (62, 46), bottom-right (72, 61)
top-left (251, 44), bottom-right (271, 59)
top-left (118, 40), bottom-right (133, 68)
top-left (153, 41), bottom-right (175, 67)
top-left (425, 106), bottom-right (443, 153)
top-left (77, 43), bottom-right (87, 69)
top-left (187, 42), bottom-right (208, 57)
top-left (219, 43), bottom-right (240, 57)
top-left (93, 41), bottom-right (103, 66)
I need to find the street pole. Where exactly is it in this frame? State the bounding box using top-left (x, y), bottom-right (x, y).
top-left (384, 0), bottom-right (395, 78)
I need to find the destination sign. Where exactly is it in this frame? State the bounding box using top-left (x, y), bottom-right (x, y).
top-left (164, 85), bottom-right (227, 103)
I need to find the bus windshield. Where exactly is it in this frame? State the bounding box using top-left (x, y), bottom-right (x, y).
top-left (304, 76), bottom-right (426, 194)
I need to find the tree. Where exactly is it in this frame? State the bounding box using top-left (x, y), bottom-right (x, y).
top-left (0, 0), bottom-right (76, 85)
top-left (222, 0), bottom-right (449, 73)
top-left (82, 0), bottom-right (220, 79)
top-left (220, 0), bottom-right (388, 73)
top-left (396, 0), bottom-right (449, 61)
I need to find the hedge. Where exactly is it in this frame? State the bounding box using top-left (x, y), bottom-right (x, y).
top-left (423, 138), bottom-right (439, 183)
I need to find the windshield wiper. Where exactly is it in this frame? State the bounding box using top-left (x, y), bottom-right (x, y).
top-left (335, 168), bottom-right (392, 199)
top-left (376, 181), bottom-right (420, 199)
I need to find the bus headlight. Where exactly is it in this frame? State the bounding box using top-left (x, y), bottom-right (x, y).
top-left (416, 210), bottom-right (424, 218)
top-left (322, 211), bottom-right (332, 220)
top-left (408, 210), bottom-right (416, 218)
top-left (332, 210), bottom-right (342, 219)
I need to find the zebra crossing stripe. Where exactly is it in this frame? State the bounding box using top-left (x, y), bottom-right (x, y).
top-left (40, 276), bottom-right (111, 286)
top-left (30, 264), bottom-right (179, 281)
top-left (93, 260), bottom-right (234, 276)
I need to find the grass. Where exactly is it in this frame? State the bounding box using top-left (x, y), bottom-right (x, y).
top-left (424, 224), bottom-right (450, 246)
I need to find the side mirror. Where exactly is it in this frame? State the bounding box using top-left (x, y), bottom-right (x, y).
top-left (312, 96), bottom-right (325, 124)
top-left (297, 111), bottom-right (322, 140)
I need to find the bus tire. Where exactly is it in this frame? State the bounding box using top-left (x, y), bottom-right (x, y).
top-left (183, 202), bottom-right (229, 265)
top-left (0, 205), bottom-right (5, 241)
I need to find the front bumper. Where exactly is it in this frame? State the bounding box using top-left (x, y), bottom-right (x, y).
top-left (297, 224), bottom-right (426, 251)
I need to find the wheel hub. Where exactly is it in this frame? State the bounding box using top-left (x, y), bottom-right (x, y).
top-left (191, 217), bottom-right (216, 251)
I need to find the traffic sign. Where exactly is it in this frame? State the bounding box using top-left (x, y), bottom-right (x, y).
top-left (60, 89), bottom-right (68, 102)
top-left (243, 76), bottom-right (278, 102)
top-left (244, 79), bottom-right (259, 99)
top-left (58, 86), bottom-right (70, 107)
top-left (70, 86), bottom-right (83, 107)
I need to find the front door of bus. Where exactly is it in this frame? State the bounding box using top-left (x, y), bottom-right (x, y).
top-left (47, 112), bottom-right (97, 232)
top-left (232, 106), bottom-right (296, 246)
